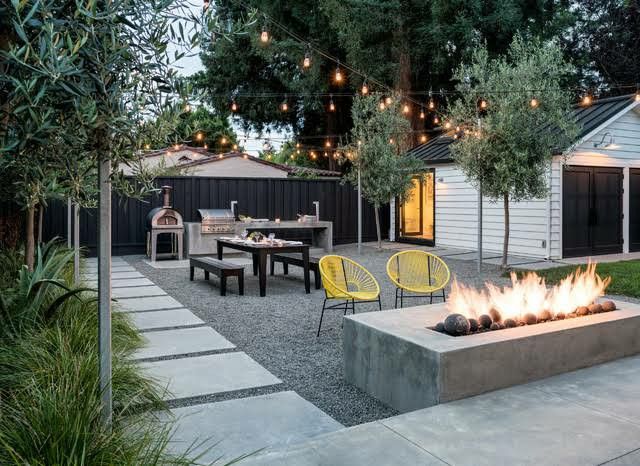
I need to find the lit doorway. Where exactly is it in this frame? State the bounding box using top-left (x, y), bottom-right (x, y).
top-left (398, 171), bottom-right (435, 244)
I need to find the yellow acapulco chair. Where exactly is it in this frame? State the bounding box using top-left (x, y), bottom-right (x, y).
top-left (386, 250), bottom-right (450, 308)
top-left (317, 255), bottom-right (381, 336)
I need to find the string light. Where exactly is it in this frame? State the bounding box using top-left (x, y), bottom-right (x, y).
top-left (428, 99), bottom-right (435, 110)
top-left (296, 142), bottom-right (301, 148)
top-left (144, 143), bottom-right (150, 150)
top-left (420, 134), bottom-right (427, 143)
top-left (184, 103), bottom-right (191, 112)
top-left (232, 144), bottom-right (238, 150)
top-left (204, 144), bottom-right (208, 149)
top-left (243, 154), bottom-right (248, 159)
top-left (290, 154), bottom-right (295, 160)
top-left (530, 97), bottom-right (539, 108)
top-left (303, 49), bottom-right (311, 68)
top-left (385, 96), bottom-right (392, 105)
top-left (635, 87), bottom-right (640, 102)
top-left (325, 140), bottom-right (332, 148)
top-left (310, 151), bottom-right (317, 159)
top-left (280, 100), bottom-right (289, 112)
top-left (196, 132), bottom-right (203, 141)
top-left (444, 121), bottom-right (452, 130)
top-left (334, 63), bottom-right (343, 83)
top-left (419, 107), bottom-right (425, 119)
top-left (260, 24), bottom-right (269, 43)
top-left (296, 149), bottom-right (301, 154)
top-left (402, 103), bottom-right (410, 114)
top-left (218, 154), bottom-right (223, 159)
top-left (173, 144), bottom-right (180, 150)
top-left (220, 136), bottom-right (227, 144)
top-left (389, 138), bottom-right (394, 145)
top-left (323, 151), bottom-right (329, 157)
top-left (361, 82), bottom-right (369, 95)
top-left (479, 99), bottom-right (488, 110)
top-left (329, 95), bottom-right (335, 112)
top-left (379, 101), bottom-right (386, 110)
top-left (231, 101), bottom-right (238, 112)
top-left (433, 115), bottom-right (440, 124)
top-left (582, 94), bottom-right (592, 106)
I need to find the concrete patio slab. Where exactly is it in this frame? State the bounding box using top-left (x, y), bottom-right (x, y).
top-left (85, 264), bottom-right (135, 271)
top-left (82, 271), bottom-right (144, 280)
top-left (112, 277), bottom-right (155, 288)
top-left (142, 259), bottom-right (190, 269)
top-left (112, 285), bottom-right (167, 299)
top-left (606, 449), bottom-right (640, 465)
top-left (381, 385), bottom-right (640, 466)
top-left (130, 308), bottom-right (204, 331)
top-left (167, 392), bottom-right (343, 464)
top-left (134, 327), bottom-right (235, 360)
top-left (140, 352), bottom-right (281, 400)
top-left (117, 295), bottom-right (183, 312)
top-left (240, 421), bottom-right (445, 466)
top-left (85, 257), bottom-right (127, 264)
top-left (528, 355), bottom-right (640, 425)
top-left (511, 260), bottom-right (567, 271)
top-left (431, 248), bottom-right (477, 257)
top-left (449, 252), bottom-right (499, 261)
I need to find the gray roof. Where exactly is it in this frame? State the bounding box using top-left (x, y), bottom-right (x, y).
top-left (407, 94), bottom-right (638, 164)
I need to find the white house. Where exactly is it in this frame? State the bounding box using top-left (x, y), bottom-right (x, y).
top-left (391, 94), bottom-right (640, 259)
top-left (120, 146), bottom-right (340, 179)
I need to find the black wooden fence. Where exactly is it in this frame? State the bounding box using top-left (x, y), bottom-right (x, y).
top-left (42, 176), bottom-right (389, 255)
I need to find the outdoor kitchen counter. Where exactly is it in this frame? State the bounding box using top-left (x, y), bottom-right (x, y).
top-left (235, 221), bottom-right (333, 252)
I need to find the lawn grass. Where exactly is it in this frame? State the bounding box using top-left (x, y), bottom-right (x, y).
top-left (514, 260), bottom-right (640, 298)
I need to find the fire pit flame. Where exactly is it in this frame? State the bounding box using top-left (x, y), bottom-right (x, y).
top-left (442, 263), bottom-right (612, 335)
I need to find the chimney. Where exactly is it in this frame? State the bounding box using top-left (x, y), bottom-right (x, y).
top-left (161, 185), bottom-right (173, 208)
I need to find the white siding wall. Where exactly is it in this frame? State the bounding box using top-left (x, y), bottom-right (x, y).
top-left (432, 165), bottom-right (550, 258)
top-left (549, 105), bottom-right (640, 257)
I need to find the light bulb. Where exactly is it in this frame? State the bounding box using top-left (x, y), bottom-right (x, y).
top-left (204, 144), bottom-right (208, 149)
top-left (325, 140), bottom-right (331, 148)
top-left (196, 132), bottom-right (203, 141)
top-left (480, 99), bottom-right (488, 109)
top-left (636, 91), bottom-right (640, 102)
top-left (184, 103), bottom-right (191, 112)
top-left (385, 96), bottom-right (392, 105)
top-left (231, 101), bottom-right (238, 111)
top-left (296, 149), bottom-right (301, 154)
top-left (335, 66), bottom-right (343, 83)
top-left (220, 136), bottom-right (227, 144)
top-left (402, 104), bottom-right (410, 114)
top-left (296, 142), bottom-right (300, 148)
top-left (379, 101), bottom-right (386, 110)
top-left (218, 154), bottom-right (223, 159)
top-left (291, 154), bottom-right (295, 160)
top-left (260, 26), bottom-right (269, 43)
top-left (433, 116), bottom-right (440, 124)
top-left (323, 151), bottom-right (328, 157)
top-left (530, 97), bottom-right (539, 108)
top-left (232, 144), bottom-right (238, 150)
top-left (389, 138), bottom-right (394, 145)
top-left (281, 101), bottom-right (288, 112)
top-left (173, 144), bottom-right (180, 150)
top-left (444, 121), bottom-right (452, 129)
top-left (144, 143), bottom-right (150, 150)
top-left (311, 152), bottom-right (317, 159)
top-left (419, 109), bottom-right (425, 119)
top-left (420, 135), bottom-right (427, 143)
top-left (243, 154), bottom-right (248, 159)
top-left (303, 51), bottom-right (311, 68)
top-left (361, 82), bottom-right (368, 95)
top-left (329, 99), bottom-right (335, 111)
top-left (428, 99), bottom-right (435, 110)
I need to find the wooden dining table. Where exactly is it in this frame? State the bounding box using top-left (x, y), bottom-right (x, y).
top-left (216, 238), bottom-right (311, 297)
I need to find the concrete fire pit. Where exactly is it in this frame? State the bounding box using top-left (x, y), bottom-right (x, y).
top-left (343, 300), bottom-right (640, 413)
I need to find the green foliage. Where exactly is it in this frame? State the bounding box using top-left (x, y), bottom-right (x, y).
top-left (173, 107), bottom-right (238, 152)
top-left (344, 95), bottom-right (423, 208)
top-left (0, 242), bottom-right (201, 464)
top-left (448, 36), bottom-right (578, 201)
top-left (447, 35), bottom-right (579, 266)
top-left (342, 95), bottom-right (423, 246)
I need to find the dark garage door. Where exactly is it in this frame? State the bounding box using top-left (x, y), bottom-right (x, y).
top-left (563, 166), bottom-right (622, 257)
top-left (629, 169), bottom-right (640, 251)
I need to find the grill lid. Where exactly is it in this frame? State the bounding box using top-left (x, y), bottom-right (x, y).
top-left (198, 209), bottom-right (234, 220)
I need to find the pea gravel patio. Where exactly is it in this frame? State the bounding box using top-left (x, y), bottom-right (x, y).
top-left (126, 243), bottom-right (515, 426)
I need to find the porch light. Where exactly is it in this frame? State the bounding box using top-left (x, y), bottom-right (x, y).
top-left (593, 132), bottom-right (620, 150)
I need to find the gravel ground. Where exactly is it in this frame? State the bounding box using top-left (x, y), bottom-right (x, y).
top-left (127, 244), bottom-right (514, 427)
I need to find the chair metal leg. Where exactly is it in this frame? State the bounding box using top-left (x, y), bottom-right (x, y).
top-left (352, 299), bottom-right (356, 314)
top-left (400, 289), bottom-right (404, 308)
top-left (317, 299), bottom-right (327, 337)
top-left (430, 292), bottom-right (433, 304)
top-left (378, 296), bottom-right (382, 311)
top-left (395, 288), bottom-right (398, 309)
top-left (442, 288), bottom-right (446, 302)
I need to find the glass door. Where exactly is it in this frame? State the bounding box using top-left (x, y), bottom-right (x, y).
top-left (399, 171), bottom-right (434, 243)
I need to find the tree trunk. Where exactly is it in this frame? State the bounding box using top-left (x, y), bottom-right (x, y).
top-left (501, 192), bottom-right (510, 269)
top-left (37, 204), bottom-right (44, 245)
top-left (25, 205), bottom-right (35, 271)
top-left (374, 206), bottom-right (382, 250)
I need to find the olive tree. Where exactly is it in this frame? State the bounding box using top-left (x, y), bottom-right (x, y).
top-left (343, 95), bottom-right (424, 249)
top-left (447, 35), bottom-right (579, 268)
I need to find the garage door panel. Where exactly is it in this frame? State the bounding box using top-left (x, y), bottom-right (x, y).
top-left (563, 166), bottom-right (622, 257)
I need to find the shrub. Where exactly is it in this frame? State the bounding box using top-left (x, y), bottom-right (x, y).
top-left (0, 241), bottom-right (199, 465)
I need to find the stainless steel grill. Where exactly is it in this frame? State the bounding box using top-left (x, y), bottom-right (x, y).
top-left (197, 209), bottom-right (235, 234)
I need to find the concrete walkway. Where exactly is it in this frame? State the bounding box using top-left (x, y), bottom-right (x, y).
top-left (84, 257), bottom-right (342, 463)
top-left (243, 354), bottom-right (640, 466)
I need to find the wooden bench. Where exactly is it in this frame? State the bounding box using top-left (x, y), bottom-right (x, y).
top-left (190, 257), bottom-right (244, 296)
top-left (270, 253), bottom-right (321, 289)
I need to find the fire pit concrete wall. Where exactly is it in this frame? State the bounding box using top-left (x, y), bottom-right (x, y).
top-left (343, 301), bottom-right (640, 413)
